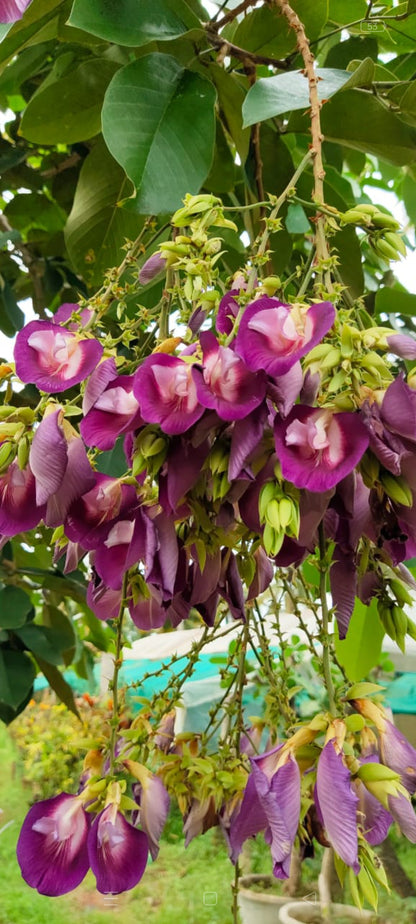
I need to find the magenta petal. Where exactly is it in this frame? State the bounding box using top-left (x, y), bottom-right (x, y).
top-left (88, 807), bottom-right (148, 894)
top-left (229, 406), bottom-right (268, 481)
top-left (274, 406), bottom-right (369, 492)
top-left (30, 409), bottom-right (68, 505)
top-left (267, 362), bottom-right (303, 417)
top-left (14, 321), bottom-right (103, 393)
top-left (315, 741), bottom-right (359, 872)
top-left (235, 298), bottom-right (335, 376)
top-left (129, 586), bottom-right (167, 630)
top-left (87, 575), bottom-right (122, 621)
top-left (195, 331), bottom-right (266, 421)
top-left (83, 358), bottom-right (118, 415)
top-left (0, 0), bottom-right (32, 22)
top-left (228, 771), bottom-right (268, 862)
top-left (45, 435), bottom-right (95, 527)
top-left (387, 334), bottom-right (416, 360)
top-left (329, 547), bottom-right (357, 640)
top-left (134, 354), bottom-right (204, 435)
top-left (16, 794), bottom-right (90, 896)
top-left (0, 462), bottom-right (45, 535)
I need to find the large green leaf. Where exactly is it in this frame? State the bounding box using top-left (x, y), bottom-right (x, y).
top-left (209, 64), bottom-right (250, 162)
top-left (375, 287), bottom-right (416, 317)
top-left (334, 598), bottom-right (384, 682)
top-left (20, 58), bottom-right (118, 144)
top-left (16, 624), bottom-right (70, 665)
top-left (102, 55), bottom-right (216, 215)
top-left (328, 0), bottom-right (366, 22)
top-left (243, 68), bottom-right (351, 127)
top-left (65, 138), bottom-right (143, 285)
top-left (0, 279), bottom-right (24, 337)
top-left (69, 0), bottom-right (200, 46)
top-left (35, 655), bottom-right (80, 717)
top-left (0, 648), bottom-right (35, 709)
top-left (314, 90), bottom-right (416, 165)
top-left (0, 586), bottom-right (34, 629)
top-left (232, 0), bottom-right (327, 59)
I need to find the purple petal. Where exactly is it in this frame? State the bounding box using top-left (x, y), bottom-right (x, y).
top-left (0, 462), bottom-right (45, 535)
top-left (146, 512), bottom-right (178, 598)
top-left (195, 331), bottom-right (266, 421)
top-left (267, 363), bottom-right (303, 417)
top-left (387, 334), bottom-right (416, 360)
top-left (388, 792), bottom-right (416, 842)
top-left (16, 794), bottom-right (89, 896)
top-left (216, 290), bottom-right (241, 335)
top-left (247, 547), bottom-right (274, 600)
top-left (82, 358), bottom-right (118, 415)
top-left (139, 252), bottom-right (166, 285)
top-left (65, 476), bottom-right (137, 551)
top-left (229, 406), bottom-right (268, 481)
top-left (135, 775), bottom-right (170, 860)
top-left (329, 546), bottom-right (357, 639)
top-left (355, 766), bottom-right (392, 846)
top-left (88, 807), bottom-right (148, 894)
top-left (53, 302), bottom-right (93, 330)
top-left (14, 321), bottom-right (103, 393)
top-left (315, 741), bottom-right (359, 872)
top-left (129, 586), bottom-right (167, 630)
top-left (381, 375), bottom-right (416, 443)
top-left (268, 756), bottom-right (300, 878)
top-left (87, 574), bottom-right (122, 621)
top-left (45, 434), bottom-right (95, 527)
top-left (30, 409), bottom-right (68, 505)
top-left (379, 720), bottom-right (416, 794)
top-left (274, 407), bottom-right (369, 492)
top-left (228, 770), bottom-right (269, 861)
top-left (160, 437), bottom-right (210, 513)
top-left (235, 298), bottom-right (335, 377)
top-left (133, 354), bottom-right (204, 435)
top-left (0, 0), bottom-right (32, 22)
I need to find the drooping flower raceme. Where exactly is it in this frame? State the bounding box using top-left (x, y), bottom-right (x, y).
top-left (14, 320), bottom-right (103, 393)
top-left (16, 793), bottom-right (90, 896)
top-left (235, 298), bottom-right (335, 377)
top-left (274, 406), bottom-right (369, 491)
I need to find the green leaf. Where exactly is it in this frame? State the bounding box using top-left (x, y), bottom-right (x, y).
top-left (209, 64), bottom-right (250, 162)
top-left (334, 597), bottom-right (384, 682)
top-left (0, 279), bottom-right (24, 336)
top-left (0, 648), bottom-right (35, 709)
top-left (243, 68), bottom-right (350, 126)
top-left (408, 0), bottom-right (416, 13)
top-left (42, 604), bottom-right (76, 666)
top-left (375, 287), bottom-right (416, 317)
top-left (232, 0), bottom-right (327, 59)
top-left (0, 586), bottom-right (34, 629)
top-left (102, 54), bottom-right (216, 214)
top-left (20, 58), bottom-right (118, 144)
top-left (0, 24), bottom-right (13, 45)
top-left (16, 624), bottom-right (69, 665)
top-left (328, 0), bottom-right (366, 21)
top-left (4, 192), bottom-right (66, 236)
top-left (333, 226), bottom-right (364, 298)
top-left (319, 90), bottom-right (416, 165)
top-left (65, 137), bottom-right (143, 285)
top-left (203, 121), bottom-right (235, 194)
top-left (285, 202), bottom-right (310, 233)
top-left (402, 170), bottom-right (416, 224)
top-left (69, 0), bottom-right (200, 46)
top-left (96, 435), bottom-right (129, 477)
top-left (345, 681), bottom-right (386, 699)
top-left (34, 655), bottom-right (80, 718)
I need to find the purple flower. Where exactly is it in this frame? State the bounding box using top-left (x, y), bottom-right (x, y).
top-left (14, 320), bottom-right (103, 393)
top-left (88, 804), bottom-right (148, 894)
top-left (216, 290), bottom-right (241, 335)
top-left (65, 475), bottom-right (137, 551)
top-left (274, 406), bottom-right (369, 492)
top-left (126, 761), bottom-right (170, 860)
top-left (378, 718), bottom-right (416, 795)
top-left (93, 507), bottom-right (156, 591)
top-left (354, 758), bottom-right (393, 846)
top-left (133, 354), bottom-right (204, 435)
top-left (0, 461), bottom-right (46, 535)
top-left (361, 376), bottom-right (416, 475)
top-left (229, 745), bottom-right (300, 879)
top-left (53, 302), bottom-right (93, 330)
top-left (139, 252), bottom-right (166, 285)
top-left (87, 572), bottom-right (122, 621)
top-left (193, 331), bottom-right (266, 421)
top-left (81, 358), bottom-right (143, 450)
top-left (0, 0), bottom-right (32, 21)
top-left (235, 298), bottom-right (335, 377)
top-left (16, 794), bottom-right (90, 896)
top-left (29, 408), bottom-right (95, 526)
top-left (315, 740), bottom-right (360, 873)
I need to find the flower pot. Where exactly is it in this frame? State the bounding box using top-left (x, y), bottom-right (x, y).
top-left (279, 901), bottom-right (377, 924)
top-left (238, 875), bottom-right (289, 924)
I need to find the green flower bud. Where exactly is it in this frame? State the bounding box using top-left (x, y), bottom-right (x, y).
top-left (0, 440), bottom-right (16, 473)
top-left (380, 471), bottom-right (413, 507)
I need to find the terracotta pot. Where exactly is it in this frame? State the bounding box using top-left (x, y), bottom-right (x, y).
top-left (279, 900), bottom-right (377, 924)
top-left (238, 875), bottom-right (289, 924)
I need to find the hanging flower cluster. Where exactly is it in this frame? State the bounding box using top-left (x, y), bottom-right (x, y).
top-left (4, 194), bottom-right (416, 903)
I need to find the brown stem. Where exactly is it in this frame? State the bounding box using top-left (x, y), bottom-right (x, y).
top-left (211, 0), bottom-right (258, 31)
top-left (0, 212), bottom-right (46, 318)
top-left (206, 29), bottom-right (292, 70)
top-left (273, 0), bottom-right (332, 292)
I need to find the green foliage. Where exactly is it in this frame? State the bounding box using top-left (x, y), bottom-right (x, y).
top-left (9, 695), bottom-right (112, 800)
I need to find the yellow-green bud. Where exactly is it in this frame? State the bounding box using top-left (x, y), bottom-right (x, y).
top-left (380, 471), bottom-right (413, 507)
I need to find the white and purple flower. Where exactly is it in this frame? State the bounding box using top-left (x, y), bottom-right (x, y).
top-left (88, 804), bottom-right (148, 894)
top-left (274, 406), bottom-right (369, 492)
top-left (133, 354), bottom-right (204, 435)
top-left (193, 331), bottom-right (266, 421)
top-left (16, 793), bottom-right (90, 896)
top-left (81, 358), bottom-right (143, 450)
top-left (235, 297), bottom-right (335, 377)
top-left (14, 320), bottom-right (103, 393)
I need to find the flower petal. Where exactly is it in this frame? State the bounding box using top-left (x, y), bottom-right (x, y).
top-left (315, 741), bottom-right (359, 872)
top-left (16, 794), bottom-right (90, 896)
top-left (88, 807), bottom-right (148, 894)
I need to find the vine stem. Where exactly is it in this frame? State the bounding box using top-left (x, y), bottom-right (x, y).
top-left (109, 573), bottom-right (128, 775)
top-left (273, 0), bottom-right (332, 293)
top-left (318, 522), bottom-right (336, 716)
